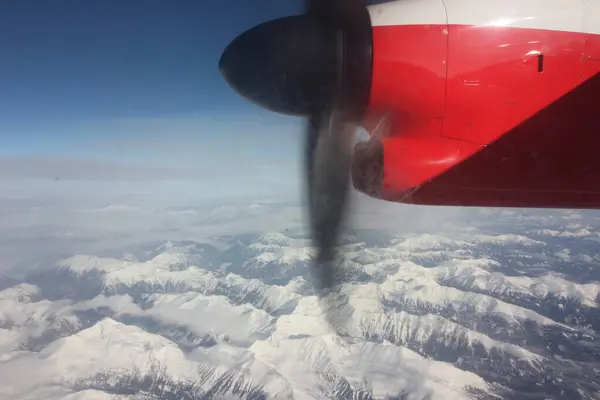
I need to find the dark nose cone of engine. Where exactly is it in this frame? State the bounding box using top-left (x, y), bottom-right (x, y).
top-left (219, 16), bottom-right (337, 116)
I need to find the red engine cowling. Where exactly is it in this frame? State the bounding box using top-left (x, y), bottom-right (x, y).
top-left (353, 0), bottom-right (600, 209)
top-left (353, 0), bottom-right (482, 203)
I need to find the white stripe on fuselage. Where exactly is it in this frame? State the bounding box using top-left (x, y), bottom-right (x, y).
top-left (583, 0), bottom-right (600, 36)
top-left (368, 0), bottom-right (447, 27)
top-left (368, 0), bottom-right (599, 35)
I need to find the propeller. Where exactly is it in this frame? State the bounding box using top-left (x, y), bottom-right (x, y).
top-left (218, 0), bottom-right (372, 331)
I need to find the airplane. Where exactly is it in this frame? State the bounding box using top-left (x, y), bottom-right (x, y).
top-left (218, 0), bottom-right (600, 311)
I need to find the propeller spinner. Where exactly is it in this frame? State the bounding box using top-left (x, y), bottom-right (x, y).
top-left (218, 0), bottom-right (373, 330)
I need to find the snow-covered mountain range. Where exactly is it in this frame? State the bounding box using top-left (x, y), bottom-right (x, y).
top-left (0, 208), bottom-right (599, 399)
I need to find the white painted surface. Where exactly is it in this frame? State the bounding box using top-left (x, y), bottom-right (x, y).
top-left (368, 0), bottom-right (447, 27)
top-left (368, 0), bottom-right (592, 34)
top-left (583, 0), bottom-right (600, 35)
top-left (444, 0), bottom-right (583, 33)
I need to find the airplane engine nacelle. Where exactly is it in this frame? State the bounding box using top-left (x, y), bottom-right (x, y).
top-left (353, 0), bottom-right (600, 208)
top-left (353, 0), bottom-right (460, 202)
top-left (368, 0), bottom-right (448, 126)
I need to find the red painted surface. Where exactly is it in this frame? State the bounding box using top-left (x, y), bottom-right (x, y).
top-left (443, 25), bottom-right (583, 144)
top-left (582, 32), bottom-right (600, 80)
top-left (368, 24), bottom-right (448, 138)
top-left (360, 24), bottom-right (600, 208)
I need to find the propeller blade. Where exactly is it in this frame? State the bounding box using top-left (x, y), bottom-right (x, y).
top-left (219, 0), bottom-right (372, 334)
top-left (305, 109), bottom-right (357, 332)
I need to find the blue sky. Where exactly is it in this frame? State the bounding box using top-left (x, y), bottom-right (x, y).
top-left (0, 0), bottom-right (304, 175)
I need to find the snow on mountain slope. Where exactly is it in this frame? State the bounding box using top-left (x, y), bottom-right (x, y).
top-left (229, 234), bottom-right (316, 286)
top-left (0, 284), bottom-right (80, 354)
top-left (221, 274), bottom-right (305, 313)
top-left (252, 296), bottom-right (492, 400)
top-left (0, 214), bottom-right (599, 399)
top-left (378, 260), bottom-right (597, 321)
top-left (0, 318), bottom-right (256, 400)
top-left (529, 228), bottom-right (595, 238)
top-left (390, 234), bottom-right (472, 252)
top-left (16, 387), bottom-right (123, 400)
top-left (253, 233), bottom-right (299, 248)
top-left (0, 283), bottom-right (40, 302)
top-left (73, 292), bottom-right (274, 345)
top-left (0, 329), bottom-right (20, 357)
top-left (58, 252), bottom-right (303, 316)
top-left (60, 390), bottom-right (122, 400)
top-left (284, 289), bottom-right (545, 369)
top-left (58, 241), bottom-right (600, 312)
top-left (245, 247), bottom-right (312, 271)
top-left (434, 259), bottom-right (600, 307)
top-left (0, 318), bottom-right (187, 398)
top-left (59, 254), bottom-right (220, 293)
top-left (147, 292), bottom-right (273, 342)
